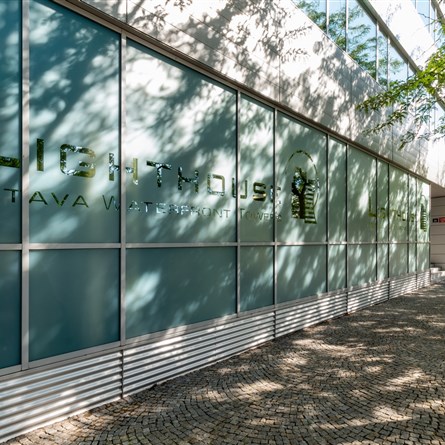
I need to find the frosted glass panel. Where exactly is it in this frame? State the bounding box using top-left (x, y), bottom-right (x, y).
top-left (29, 249), bottom-right (119, 361)
top-left (408, 176), bottom-right (417, 242)
top-left (377, 243), bottom-right (389, 280)
top-left (389, 243), bottom-right (408, 276)
top-left (126, 248), bottom-right (236, 337)
top-left (377, 161), bottom-right (389, 242)
top-left (0, 0), bottom-right (21, 243)
top-left (328, 138), bottom-right (346, 242)
top-left (348, 148), bottom-right (376, 242)
top-left (417, 181), bottom-right (429, 243)
top-left (0, 251), bottom-right (20, 368)
top-left (348, 244), bottom-right (376, 286)
top-left (126, 40), bottom-right (237, 243)
top-left (29, 0), bottom-right (120, 243)
top-left (240, 247), bottom-right (274, 312)
top-left (389, 167), bottom-right (408, 242)
top-left (276, 113), bottom-right (327, 242)
top-left (239, 96), bottom-right (274, 242)
top-left (277, 246), bottom-right (326, 302)
top-left (328, 245), bottom-right (346, 291)
top-left (417, 243), bottom-right (429, 272)
top-left (408, 243), bottom-right (417, 273)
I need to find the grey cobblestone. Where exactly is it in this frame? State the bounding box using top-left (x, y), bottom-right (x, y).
top-left (6, 283), bottom-right (445, 444)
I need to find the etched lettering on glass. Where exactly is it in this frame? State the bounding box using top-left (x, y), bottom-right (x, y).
top-left (286, 150), bottom-right (319, 224)
top-left (60, 144), bottom-right (96, 178)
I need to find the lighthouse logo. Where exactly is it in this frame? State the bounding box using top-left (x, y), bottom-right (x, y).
top-left (285, 150), bottom-right (319, 224)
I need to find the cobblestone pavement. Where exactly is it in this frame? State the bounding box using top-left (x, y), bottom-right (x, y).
top-left (6, 284), bottom-right (445, 445)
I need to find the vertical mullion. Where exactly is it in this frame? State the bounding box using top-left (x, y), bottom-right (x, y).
top-left (326, 135), bottom-right (330, 293)
top-left (273, 109), bottom-right (278, 308)
top-left (345, 146), bottom-right (349, 289)
top-left (236, 91), bottom-right (241, 315)
top-left (120, 33), bottom-right (127, 347)
top-left (21, 0), bottom-right (30, 370)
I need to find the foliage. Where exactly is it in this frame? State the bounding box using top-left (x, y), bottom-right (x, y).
top-left (358, 29), bottom-right (445, 150)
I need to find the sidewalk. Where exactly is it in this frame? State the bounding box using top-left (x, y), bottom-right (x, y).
top-left (6, 283), bottom-right (445, 445)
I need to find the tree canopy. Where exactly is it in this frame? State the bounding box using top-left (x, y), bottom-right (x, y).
top-left (358, 28), bottom-right (445, 150)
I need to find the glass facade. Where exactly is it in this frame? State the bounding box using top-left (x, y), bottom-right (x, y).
top-left (0, 0), bottom-right (432, 372)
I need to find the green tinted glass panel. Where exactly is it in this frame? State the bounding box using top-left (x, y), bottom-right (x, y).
top-left (417, 243), bottom-right (429, 272)
top-left (408, 243), bottom-right (417, 273)
top-left (126, 40), bottom-right (237, 243)
top-left (377, 161), bottom-right (389, 242)
top-left (29, 0), bottom-right (120, 243)
top-left (348, 148), bottom-right (376, 242)
top-left (126, 248), bottom-right (236, 337)
top-left (418, 181), bottom-right (429, 242)
top-left (277, 245), bottom-right (326, 302)
top-left (29, 249), bottom-right (119, 361)
top-left (389, 243), bottom-right (408, 276)
top-left (348, 244), bottom-right (376, 286)
top-left (377, 30), bottom-right (388, 87)
top-left (328, 138), bottom-right (346, 242)
top-left (294, 0), bottom-right (327, 30)
top-left (0, 0), bottom-right (21, 243)
top-left (389, 44), bottom-right (407, 84)
top-left (328, 245), bottom-right (346, 291)
top-left (276, 113), bottom-right (327, 243)
top-left (239, 96), bottom-right (274, 242)
top-left (0, 251), bottom-right (20, 368)
top-left (348, 0), bottom-right (376, 78)
top-left (377, 243), bottom-right (389, 280)
top-left (240, 247), bottom-right (274, 312)
top-left (389, 166), bottom-right (408, 242)
top-left (328, 0), bottom-right (346, 50)
top-left (409, 176), bottom-right (417, 242)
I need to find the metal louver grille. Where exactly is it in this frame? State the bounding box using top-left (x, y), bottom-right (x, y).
top-left (390, 274), bottom-right (417, 299)
top-left (275, 293), bottom-right (347, 338)
top-left (347, 281), bottom-right (389, 313)
top-left (0, 352), bottom-right (122, 443)
top-left (123, 313), bottom-right (275, 396)
top-left (417, 271), bottom-right (430, 289)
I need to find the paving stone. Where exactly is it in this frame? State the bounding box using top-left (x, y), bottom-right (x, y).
top-left (5, 284), bottom-right (445, 444)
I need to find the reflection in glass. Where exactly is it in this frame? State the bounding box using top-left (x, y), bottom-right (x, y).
top-left (277, 245), bottom-right (327, 302)
top-left (377, 30), bottom-right (388, 87)
top-left (29, 0), bottom-right (120, 243)
top-left (0, 0), bottom-right (21, 242)
top-left (29, 249), bottom-right (119, 361)
top-left (348, 0), bottom-right (377, 78)
top-left (0, 251), bottom-right (20, 369)
top-left (240, 247), bottom-right (274, 311)
top-left (126, 248), bottom-right (236, 337)
top-left (389, 44), bottom-right (407, 85)
top-left (293, 0), bottom-right (327, 31)
top-left (328, 0), bottom-right (346, 50)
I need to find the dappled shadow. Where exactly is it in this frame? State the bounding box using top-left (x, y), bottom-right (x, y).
top-left (11, 283), bottom-right (445, 444)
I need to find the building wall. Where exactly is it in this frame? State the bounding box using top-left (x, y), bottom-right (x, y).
top-left (0, 0), bottom-right (436, 441)
top-left (431, 197), bottom-right (445, 268)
